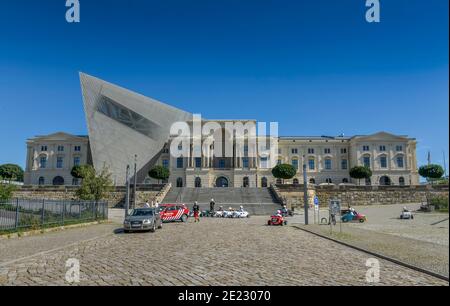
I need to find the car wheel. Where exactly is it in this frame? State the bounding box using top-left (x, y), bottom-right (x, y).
top-left (181, 214), bottom-right (188, 223)
top-left (411, 215), bottom-right (414, 219)
top-left (149, 223), bottom-right (156, 233)
top-left (124, 229), bottom-right (130, 233)
top-left (284, 221), bottom-right (288, 225)
top-left (359, 219), bottom-right (365, 223)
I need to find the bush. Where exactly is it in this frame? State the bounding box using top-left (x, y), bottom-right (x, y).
top-left (0, 164), bottom-right (24, 182)
top-left (419, 164), bottom-right (444, 183)
top-left (0, 184), bottom-right (16, 201)
top-left (71, 165), bottom-right (94, 179)
top-left (349, 166), bottom-right (372, 185)
top-left (430, 197), bottom-right (449, 212)
top-left (75, 166), bottom-right (113, 201)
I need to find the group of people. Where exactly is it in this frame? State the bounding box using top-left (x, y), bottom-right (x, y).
top-left (192, 198), bottom-right (217, 222)
top-left (143, 201), bottom-right (159, 209)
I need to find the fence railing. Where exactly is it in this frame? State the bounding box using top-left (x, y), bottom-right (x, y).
top-left (0, 199), bottom-right (108, 231)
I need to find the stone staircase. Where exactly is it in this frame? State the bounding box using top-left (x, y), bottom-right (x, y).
top-left (162, 187), bottom-right (282, 215)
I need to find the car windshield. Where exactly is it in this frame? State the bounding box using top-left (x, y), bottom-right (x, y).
top-left (130, 209), bottom-right (153, 216)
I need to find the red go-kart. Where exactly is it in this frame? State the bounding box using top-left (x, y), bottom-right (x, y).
top-left (267, 215), bottom-right (288, 226)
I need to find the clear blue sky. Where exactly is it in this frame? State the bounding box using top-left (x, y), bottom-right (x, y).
top-left (0, 0), bottom-right (448, 171)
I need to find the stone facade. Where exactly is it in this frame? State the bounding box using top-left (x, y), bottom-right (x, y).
top-left (24, 132), bottom-right (90, 186)
top-left (146, 129), bottom-right (419, 188)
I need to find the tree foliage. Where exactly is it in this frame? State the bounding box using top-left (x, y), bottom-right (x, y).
top-left (0, 164), bottom-right (24, 182)
top-left (0, 183), bottom-right (17, 201)
top-left (148, 165), bottom-right (170, 183)
top-left (419, 164), bottom-right (444, 182)
top-left (75, 166), bottom-right (113, 201)
top-left (272, 164), bottom-right (297, 181)
top-left (349, 166), bottom-right (372, 185)
top-left (71, 165), bottom-right (94, 179)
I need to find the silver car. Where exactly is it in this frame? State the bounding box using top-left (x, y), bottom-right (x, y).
top-left (123, 208), bottom-right (162, 233)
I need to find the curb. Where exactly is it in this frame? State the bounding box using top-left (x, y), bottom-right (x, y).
top-left (292, 225), bottom-right (449, 282)
top-left (0, 220), bottom-right (111, 240)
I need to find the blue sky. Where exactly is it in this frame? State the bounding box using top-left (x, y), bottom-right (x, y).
top-left (0, 0), bottom-right (448, 171)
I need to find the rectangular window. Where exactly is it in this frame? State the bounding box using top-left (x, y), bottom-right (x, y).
top-left (57, 157), bottom-right (63, 169)
top-left (396, 145), bottom-right (403, 152)
top-left (73, 156), bottom-right (80, 166)
top-left (363, 145), bottom-right (370, 151)
top-left (291, 148), bottom-right (298, 154)
top-left (379, 145), bottom-right (386, 152)
top-left (397, 156), bottom-right (404, 168)
top-left (363, 156), bottom-right (370, 168)
top-left (40, 156), bottom-right (47, 169)
top-left (74, 146), bottom-right (81, 152)
top-left (57, 145), bottom-right (64, 152)
top-left (260, 157), bottom-right (268, 168)
top-left (195, 157), bottom-right (202, 168)
top-left (176, 157), bottom-right (183, 169)
top-left (324, 148), bottom-right (331, 154)
top-left (308, 148), bottom-right (314, 154)
top-left (380, 156), bottom-right (387, 168)
top-left (292, 159), bottom-right (298, 170)
top-left (41, 145), bottom-right (47, 151)
top-left (325, 159), bottom-right (332, 170)
top-left (162, 159), bottom-right (169, 168)
top-left (219, 159), bottom-right (225, 168)
top-left (308, 158), bottom-right (315, 170)
top-left (243, 157), bottom-right (249, 168)
top-left (278, 148), bottom-right (282, 154)
top-left (341, 159), bottom-right (348, 170)
top-left (277, 159), bottom-right (282, 165)
top-left (340, 148), bottom-right (347, 154)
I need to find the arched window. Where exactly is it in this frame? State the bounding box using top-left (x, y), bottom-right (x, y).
top-left (72, 178), bottom-right (79, 186)
top-left (52, 176), bottom-right (64, 186)
top-left (176, 177), bottom-right (183, 187)
top-left (326, 178), bottom-right (332, 184)
top-left (293, 178), bottom-right (299, 185)
top-left (309, 178), bottom-right (316, 184)
top-left (243, 177), bottom-right (249, 187)
top-left (379, 176), bottom-right (391, 186)
top-left (399, 177), bottom-right (405, 186)
top-left (195, 177), bottom-right (201, 188)
top-left (261, 177), bottom-right (268, 187)
top-left (342, 178), bottom-right (349, 183)
top-left (38, 177), bottom-right (45, 185)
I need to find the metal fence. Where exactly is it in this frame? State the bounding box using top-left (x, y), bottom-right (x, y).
top-left (0, 199), bottom-right (108, 231)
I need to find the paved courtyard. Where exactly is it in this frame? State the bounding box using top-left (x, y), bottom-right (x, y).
top-left (0, 216), bottom-right (447, 286)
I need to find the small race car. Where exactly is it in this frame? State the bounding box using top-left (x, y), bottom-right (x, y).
top-left (222, 209), bottom-right (235, 218)
top-left (159, 204), bottom-right (190, 222)
top-left (341, 209), bottom-right (367, 223)
top-left (267, 214), bottom-right (287, 226)
top-left (400, 209), bottom-right (414, 220)
top-left (233, 210), bottom-right (250, 218)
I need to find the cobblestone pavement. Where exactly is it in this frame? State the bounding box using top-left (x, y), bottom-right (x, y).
top-left (0, 217), bottom-right (447, 286)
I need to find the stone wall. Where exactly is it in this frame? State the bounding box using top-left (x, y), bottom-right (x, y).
top-left (13, 185), bottom-right (165, 208)
top-left (276, 184), bottom-right (449, 209)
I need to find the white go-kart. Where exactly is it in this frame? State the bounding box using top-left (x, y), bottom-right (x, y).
top-left (232, 210), bottom-right (250, 218)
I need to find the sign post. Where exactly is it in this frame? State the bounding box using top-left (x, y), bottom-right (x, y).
top-left (314, 195), bottom-right (319, 224)
top-left (329, 199), bottom-right (341, 234)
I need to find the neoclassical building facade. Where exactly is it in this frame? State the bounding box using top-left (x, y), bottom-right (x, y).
top-left (148, 128), bottom-right (419, 188)
top-left (23, 74), bottom-right (420, 187)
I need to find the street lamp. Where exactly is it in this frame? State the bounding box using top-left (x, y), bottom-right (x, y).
top-left (133, 154), bottom-right (137, 209)
top-left (303, 156), bottom-right (309, 225)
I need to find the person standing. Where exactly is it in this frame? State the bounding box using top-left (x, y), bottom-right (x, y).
top-left (193, 201), bottom-right (200, 222)
top-left (209, 198), bottom-right (215, 213)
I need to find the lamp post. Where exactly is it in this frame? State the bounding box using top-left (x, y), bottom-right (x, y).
top-left (133, 154), bottom-right (137, 209)
top-left (125, 164), bottom-right (130, 217)
top-left (303, 157), bottom-right (309, 225)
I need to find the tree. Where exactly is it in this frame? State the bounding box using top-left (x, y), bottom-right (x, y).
top-left (71, 165), bottom-right (94, 179)
top-left (349, 166), bottom-right (372, 185)
top-left (419, 164), bottom-right (444, 184)
top-left (148, 165), bottom-right (170, 184)
top-left (0, 164), bottom-right (24, 182)
top-left (272, 164), bottom-right (297, 184)
top-left (75, 166), bottom-right (113, 201)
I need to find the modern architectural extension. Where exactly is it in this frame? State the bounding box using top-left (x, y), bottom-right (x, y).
top-left (23, 73), bottom-right (419, 186)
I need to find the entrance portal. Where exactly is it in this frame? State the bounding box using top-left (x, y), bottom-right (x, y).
top-left (215, 176), bottom-right (229, 187)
